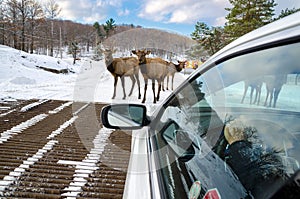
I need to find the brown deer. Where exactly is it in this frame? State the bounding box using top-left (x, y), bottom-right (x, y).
top-left (103, 49), bottom-right (141, 100)
top-left (163, 61), bottom-right (186, 91)
top-left (241, 77), bottom-right (263, 105)
top-left (264, 75), bottom-right (287, 108)
top-left (132, 49), bottom-right (168, 103)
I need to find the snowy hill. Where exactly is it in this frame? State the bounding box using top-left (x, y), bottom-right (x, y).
top-left (0, 45), bottom-right (80, 101)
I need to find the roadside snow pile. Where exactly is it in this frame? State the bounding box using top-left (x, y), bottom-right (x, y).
top-left (0, 45), bottom-right (80, 101)
top-left (0, 45), bottom-right (75, 74)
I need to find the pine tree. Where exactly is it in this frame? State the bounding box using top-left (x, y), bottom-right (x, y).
top-left (274, 7), bottom-right (300, 21)
top-left (68, 41), bottom-right (79, 64)
top-left (93, 22), bottom-right (106, 43)
top-left (191, 22), bottom-right (226, 56)
top-left (225, 0), bottom-right (277, 42)
top-left (103, 18), bottom-right (116, 37)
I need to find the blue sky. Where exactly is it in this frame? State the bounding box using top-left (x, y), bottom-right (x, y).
top-left (55, 0), bottom-right (300, 37)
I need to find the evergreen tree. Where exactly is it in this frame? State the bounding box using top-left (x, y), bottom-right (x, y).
top-left (274, 7), bottom-right (300, 21)
top-left (68, 41), bottom-right (79, 64)
top-left (93, 21), bottom-right (106, 43)
top-left (191, 22), bottom-right (226, 56)
top-left (185, 44), bottom-right (208, 60)
top-left (103, 18), bottom-right (116, 37)
top-left (225, 0), bottom-right (277, 42)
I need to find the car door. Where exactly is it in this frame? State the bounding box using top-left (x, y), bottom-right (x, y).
top-left (149, 40), bottom-right (300, 199)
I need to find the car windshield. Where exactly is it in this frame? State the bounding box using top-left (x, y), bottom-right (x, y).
top-left (154, 41), bottom-right (300, 198)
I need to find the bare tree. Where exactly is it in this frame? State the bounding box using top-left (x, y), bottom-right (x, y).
top-left (15, 0), bottom-right (32, 51)
top-left (0, 0), bottom-right (5, 45)
top-left (44, 0), bottom-right (61, 56)
top-left (27, 0), bottom-right (44, 53)
top-left (6, 0), bottom-right (19, 49)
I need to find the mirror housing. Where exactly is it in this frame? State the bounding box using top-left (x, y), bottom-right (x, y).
top-left (101, 104), bottom-right (149, 130)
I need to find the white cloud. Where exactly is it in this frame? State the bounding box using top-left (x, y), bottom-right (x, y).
top-left (46, 0), bottom-right (300, 29)
top-left (214, 17), bottom-right (227, 27)
top-left (56, 0), bottom-right (125, 23)
top-left (138, 0), bottom-right (300, 26)
top-left (138, 0), bottom-right (231, 25)
top-left (118, 9), bottom-right (130, 16)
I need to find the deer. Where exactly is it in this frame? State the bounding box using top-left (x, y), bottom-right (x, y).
top-left (132, 49), bottom-right (168, 103)
top-left (263, 75), bottom-right (287, 108)
top-left (241, 77), bottom-right (263, 105)
top-left (103, 49), bottom-right (141, 100)
top-left (163, 61), bottom-right (186, 91)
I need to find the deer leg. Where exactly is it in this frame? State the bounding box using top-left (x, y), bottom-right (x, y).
top-left (241, 85), bottom-right (248, 104)
top-left (128, 75), bottom-right (136, 97)
top-left (166, 76), bottom-right (169, 90)
top-left (157, 79), bottom-right (162, 102)
top-left (112, 76), bottom-right (118, 99)
top-left (264, 90), bottom-right (269, 106)
top-left (152, 79), bottom-right (156, 103)
top-left (264, 84), bottom-right (271, 106)
top-left (256, 87), bottom-right (261, 105)
top-left (273, 87), bottom-right (282, 108)
top-left (162, 77), bottom-right (165, 91)
top-left (171, 74), bottom-right (175, 90)
top-left (250, 87), bottom-right (254, 104)
top-left (121, 76), bottom-right (126, 100)
top-left (142, 78), bottom-right (148, 103)
top-left (268, 89), bottom-right (274, 107)
top-left (135, 73), bottom-right (141, 99)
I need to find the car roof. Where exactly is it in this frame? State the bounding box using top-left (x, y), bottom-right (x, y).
top-left (200, 11), bottom-right (300, 70)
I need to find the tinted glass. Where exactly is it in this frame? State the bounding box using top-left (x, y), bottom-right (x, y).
top-left (154, 42), bottom-right (300, 198)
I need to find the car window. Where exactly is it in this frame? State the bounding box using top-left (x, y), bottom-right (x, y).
top-left (154, 42), bottom-right (300, 199)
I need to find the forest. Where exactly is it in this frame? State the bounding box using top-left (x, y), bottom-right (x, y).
top-left (1, 0), bottom-right (299, 62)
top-left (0, 0), bottom-right (196, 61)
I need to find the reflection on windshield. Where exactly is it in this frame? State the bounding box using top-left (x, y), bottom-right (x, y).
top-left (157, 42), bottom-right (300, 199)
top-left (239, 74), bottom-right (287, 108)
top-left (223, 117), bottom-right (288, 198)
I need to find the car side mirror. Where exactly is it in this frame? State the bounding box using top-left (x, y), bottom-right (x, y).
top-left (101, 104), bottom-right (148, 130)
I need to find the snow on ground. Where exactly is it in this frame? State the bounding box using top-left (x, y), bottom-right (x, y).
top-left (0, 45), bottom-right (187, 111)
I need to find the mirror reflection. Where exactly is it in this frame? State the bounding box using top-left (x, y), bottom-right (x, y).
top-left (107, 105), bottom-right (145, 127)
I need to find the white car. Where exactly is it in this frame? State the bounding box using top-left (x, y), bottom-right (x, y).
top-left (101, 12), bottom-right (300, 199)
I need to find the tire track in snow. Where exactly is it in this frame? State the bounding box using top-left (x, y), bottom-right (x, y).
top-left (0, 140), bottom-right (58, 192)
top-left (0, 102), bottom-right (89, 194)
top-left (0, 108), bottom-right (16, 117)
top-left (60, 128), bottom-right (113, 198)
top-left (0, 101), bottom-right (73, 144)
top-left (0, 114), bottom-right (48, 144)
top-left (0, 116), bottom-right (77, 193)
top-left (19, 99), bottom-right (50, 112)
